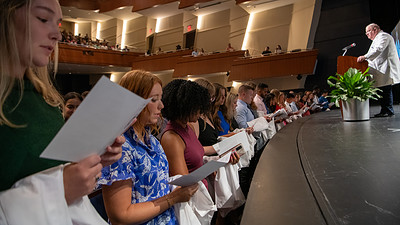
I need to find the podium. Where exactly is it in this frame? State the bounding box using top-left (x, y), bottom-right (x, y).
top-left (337, 56), bottom-right (368, 75)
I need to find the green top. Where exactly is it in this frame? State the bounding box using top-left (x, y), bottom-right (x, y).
top-left (0, 80), bottom-right (65, 191)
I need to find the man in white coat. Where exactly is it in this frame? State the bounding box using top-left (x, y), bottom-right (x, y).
top-left (357, 23), bottom-right (400, 117)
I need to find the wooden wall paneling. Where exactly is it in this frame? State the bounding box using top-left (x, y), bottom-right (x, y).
top-left (59, 0), bottom-right (99, 10)
top-left (228, 50), bottom-right (318, 81)
top-left (98, 0), bottom-right (134, 13)
top-left (58, 43), bottom-right (141, 67)
top-left (131, 49), bottom-right (192, 71)
top-left (173, 50), bottom-right (245, 77)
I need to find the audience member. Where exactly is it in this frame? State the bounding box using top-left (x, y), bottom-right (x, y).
top-left (244, 49), bottom-right (251, 57)
top-left (253, 83), bottom-right (269, 115)
top-left (0, 0), bottom-right (124, 223)
top-left (262, 46), bottom-right (272, 55)
top-left (98, 70), bottom-right (198, 225)
top-left (275, 45), bottom-right (282, 53)
top-left (226, 43), bottom-right (235, 52)
top-left (264, 93), bottom-right (275, 114)
top-left (244, 82), bottom-right (259, 119)
top-left (192, 48), bottom-right (199, 57)
top-left (199, 48), bottom-right (206, 56)
top-left (213, 83), bottom-right (229, 136)
top-left (63, 92), bottom-right (83, 121)
top-left (221, 93), bottom-right (240, 131)
top-left (235, 85), bottom-right (256, 129)
top-left (318, 89), bottom-right (332, 111)
top-left (156, 47), bottom-right (163, 55)
top-left (81, 90), bottom-right (89, 99)
top-left (160, 79), bottom-right (211, 188)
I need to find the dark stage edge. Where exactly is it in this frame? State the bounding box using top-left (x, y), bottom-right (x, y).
top-left (241, 106), bottom-right (400, 225)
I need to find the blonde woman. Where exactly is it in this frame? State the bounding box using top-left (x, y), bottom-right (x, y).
top-left (0, 0), bottom-right (123, 223)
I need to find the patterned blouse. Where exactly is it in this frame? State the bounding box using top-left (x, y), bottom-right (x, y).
top-left (98, 127), bottom-right (177, 225)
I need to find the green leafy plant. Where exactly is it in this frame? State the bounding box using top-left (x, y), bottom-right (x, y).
top-left (327, 67), bottom-right (381, 106)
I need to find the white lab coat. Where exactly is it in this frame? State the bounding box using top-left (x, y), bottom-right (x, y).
top-left (0, 165), bottom-right (107, 225)
top-left (365, 30), bottom-right (400, 87)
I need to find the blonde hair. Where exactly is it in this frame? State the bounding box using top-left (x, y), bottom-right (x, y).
top-left (223, 92), bottom-right (238, 126)
top-left (0, 0), bottom-right (63, 127)
top-left (119, 70), bottom-right (162, 141)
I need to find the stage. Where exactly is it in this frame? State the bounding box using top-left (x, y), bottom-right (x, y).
top-left (241, 106), bottom-right (400, 225)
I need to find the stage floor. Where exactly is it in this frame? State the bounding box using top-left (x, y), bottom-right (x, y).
top-left (241, 106), bottom-right (400, 225)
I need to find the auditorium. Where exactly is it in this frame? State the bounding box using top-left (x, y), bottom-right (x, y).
top-left (0, 0), bottom-right (400, 224)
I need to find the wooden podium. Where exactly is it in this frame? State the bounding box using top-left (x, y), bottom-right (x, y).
top-left (337, 56), bottom-right (368, 75)
top-left (337, 56), bottom-right (369, 118)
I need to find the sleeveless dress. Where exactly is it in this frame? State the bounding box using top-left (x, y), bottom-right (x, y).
top-left (163, 121), bottom-right (207, 188)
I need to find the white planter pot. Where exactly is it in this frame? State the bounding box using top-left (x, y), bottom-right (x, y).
top-left (342, 98), bottom-right (370, 121)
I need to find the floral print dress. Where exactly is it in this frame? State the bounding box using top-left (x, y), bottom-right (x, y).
top-left (98, 127), bottom-right (177, 225)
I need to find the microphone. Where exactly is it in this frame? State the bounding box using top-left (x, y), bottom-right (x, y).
top-left (342, 43), bottom-right (356, 51)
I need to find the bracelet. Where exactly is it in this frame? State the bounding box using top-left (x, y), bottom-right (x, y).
top-left (165, 195), bottom-right (172, 208)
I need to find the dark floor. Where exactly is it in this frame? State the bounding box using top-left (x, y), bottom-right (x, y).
top-left (241, 105), bottom-right (400, 225)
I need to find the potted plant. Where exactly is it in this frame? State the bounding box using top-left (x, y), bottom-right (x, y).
top-left (327, 67), bottom-right (381, 121)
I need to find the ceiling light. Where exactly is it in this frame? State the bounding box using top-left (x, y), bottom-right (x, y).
top-left (94, 9), bottom-right (100, 13)
top-left (118, 7), bottom-right (125, 10)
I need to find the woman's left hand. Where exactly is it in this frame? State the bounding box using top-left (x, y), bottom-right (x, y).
top-left (100, 135), bottom-right (125, 167)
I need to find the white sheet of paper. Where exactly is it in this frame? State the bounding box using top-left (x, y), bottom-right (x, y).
top-left (169, 153), bottom-right (231, 186)
top-left (40, 76), bottom-right (150, 162)
top-left (212, 131), bottom-right (250, 156)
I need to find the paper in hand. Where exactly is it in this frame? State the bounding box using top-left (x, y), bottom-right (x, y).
top-left (169, 153), bottom-right (231, 186)
top-left (40, 76), bottom-right (150, 162)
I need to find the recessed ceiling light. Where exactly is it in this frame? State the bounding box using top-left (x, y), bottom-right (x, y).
top-left (118, 7), bottom-right (125, 10)
top-left (94, 9), bottom-right (100, 13)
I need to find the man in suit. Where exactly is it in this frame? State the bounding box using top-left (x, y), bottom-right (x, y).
top-left (357, 23), bottom-right (400, 117)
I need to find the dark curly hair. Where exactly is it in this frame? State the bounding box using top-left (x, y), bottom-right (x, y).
top-left (162, 79), bottom-right (210, 122)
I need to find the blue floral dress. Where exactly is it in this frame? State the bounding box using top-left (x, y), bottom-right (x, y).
top-left (98, 127), bottom-right (177, 225)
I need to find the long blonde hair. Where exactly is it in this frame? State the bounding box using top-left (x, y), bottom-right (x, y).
top-left (119, 70), bottom-right (162, 141)
top-left (222, 92), bottom-right (238, 128)
top-left (0, 0), bottom-right (63, 127)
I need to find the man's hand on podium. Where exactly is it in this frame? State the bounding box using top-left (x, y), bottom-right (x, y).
top-left (357, 55), bottom-right (366, 63)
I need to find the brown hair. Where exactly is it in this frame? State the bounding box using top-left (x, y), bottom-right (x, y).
top-left (119, 70), bottom-right (162, 140)
top-left (212, 83), bottom-right (226, 131)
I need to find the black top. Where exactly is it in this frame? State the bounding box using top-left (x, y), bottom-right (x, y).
top-left (198, 117), bottom-right (219, 146)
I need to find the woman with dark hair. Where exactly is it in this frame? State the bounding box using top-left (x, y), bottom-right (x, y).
top-left (98, 71), bottom-right (198, 225)
top-left (160, 79), bottom-right (211, 187)
top-left (63, 92), bottom-right (82, 121)
top-left (264, 93), bottom-right (275, 114)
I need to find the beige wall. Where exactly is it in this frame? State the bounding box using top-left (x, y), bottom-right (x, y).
top-left (76, 22), bottom-right (91, 37)
top-left (154, 14), bottom-right (184, 52)
top-left (246, 5), bottom-right (293, 55)
top-left (125, 16), bottom-right (147, 52)
top-left (196, 10), bottom-right (231, 52)
top-left (91, 22), bottom-right (97, 40)
top-left (60, 21), bottom-right (74, 34)
top-left (101, 19), bottom-right (118, 45)
top-left (229, 6), bottom-right (249, 52)
top-left (183, 12), bottom-right (197, 34)
top-left (288, 0), bottom-right (316, 51)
